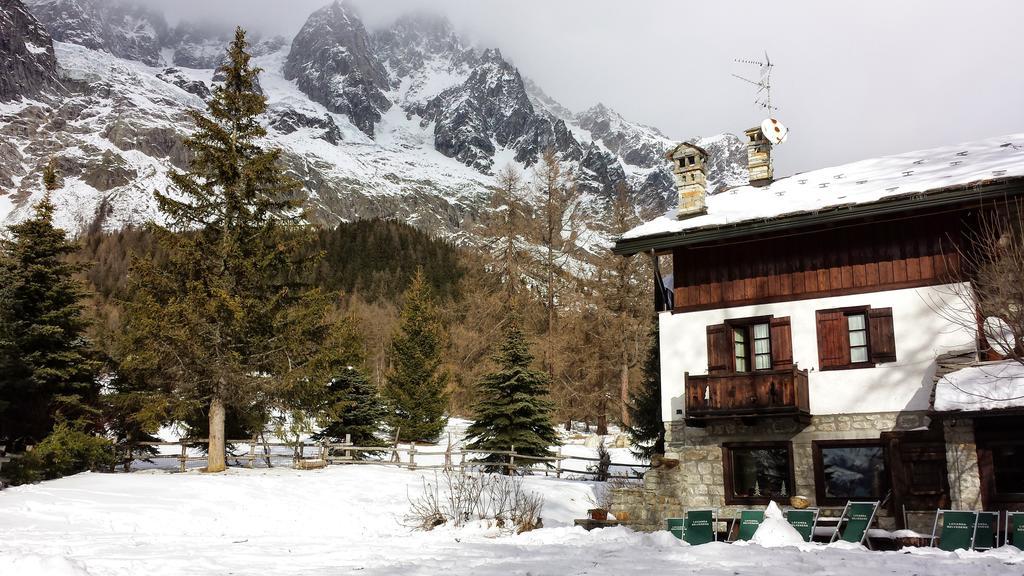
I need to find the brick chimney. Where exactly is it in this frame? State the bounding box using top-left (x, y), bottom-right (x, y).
top-left (667, 142), bottom-right (709, 219)
top-left (744, 126), bottom-right (774, 187)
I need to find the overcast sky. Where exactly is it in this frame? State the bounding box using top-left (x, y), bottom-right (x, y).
top-left (158, 0), bottom-right (1024, 175)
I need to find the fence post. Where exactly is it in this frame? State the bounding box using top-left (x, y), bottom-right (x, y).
top-left (345, 433), bottom-right (352, 461)
top-left (556, 446), bottom-right (562, 479)
top-left (248, 436), bottom-right (256, 469)
top-left (509, 444), bottom-right (515, 474)
top-left (409, 442), bottom-right (417, 470)
top-left (179, 441), bottom-right (187, 473)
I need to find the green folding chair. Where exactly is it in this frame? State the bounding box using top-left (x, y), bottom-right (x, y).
top-left (973, 511), bottom-right (998, 550)
top-left (731, 509), bottom-right (765, 542)
top-left (930, 510), bottom-right (979, 552)
top-left (682, 509), bottom-right (718, 545)
top-left (830, 501), bottom-right (879, 549)
top-left (785, 508), bottom-right (819, 543)
top-left (1007, 512), bottom-right (1024, 548)
top-left (667, 517), bottom-right (685, 540)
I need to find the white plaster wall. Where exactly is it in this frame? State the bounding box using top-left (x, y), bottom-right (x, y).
top-left (658, 283), bottom-right (976, 421)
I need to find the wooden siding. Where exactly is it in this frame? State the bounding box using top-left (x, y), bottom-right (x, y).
top-left (672, 211), bottom-right (965, 312)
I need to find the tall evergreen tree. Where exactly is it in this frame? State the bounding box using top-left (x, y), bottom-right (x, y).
top-left (0, 196), bottom-right (101, 449)
top-left (625, 322), bottom-right (665, 460)
top-left (382, 268), bottom-right (449, 442)
top-left (42, 158), bottom-right (58, 191)
top-left (313, 366), bottom-right (387, 453)
top-left (465, 320), bottom-right (558, 473)
top-left (118, 28), bottom-right (342, 473)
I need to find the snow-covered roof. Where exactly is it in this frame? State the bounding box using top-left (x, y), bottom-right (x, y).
top-left (933, 360), bottom-right (1024, 412)
top-left (622, 133), bottom-right (1024, 242)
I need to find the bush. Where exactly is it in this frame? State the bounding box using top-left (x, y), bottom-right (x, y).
top-left (407, 468), bottom-right (544, 533)
top-left (2, 422), bottom-right (116, 485)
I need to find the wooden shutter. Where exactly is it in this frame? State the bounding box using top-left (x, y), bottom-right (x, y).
top-left (816, 310), bottom-right (849, 369)
top-left (869, 307), bottom-right (897, 363)
top-left (770, 316), bottom-right (793, 369)
top-left (706, 323), bottom-right (732, 374)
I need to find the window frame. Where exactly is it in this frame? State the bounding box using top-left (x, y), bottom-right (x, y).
top-left (722, 441), bottom-right (796, 505)
top-left (726, 316), bottom-right (773, 374)
top-left (812, 439), bottom-right (890, 506)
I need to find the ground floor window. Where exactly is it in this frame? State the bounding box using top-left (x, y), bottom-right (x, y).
top-left (813, 440), bottom-right (888, 505)
top-left (992, 444), bottom-right (1024, 496)
top-left (976, 416), bottom-right (1024, 504)
top-left (723, 442), bottom-right (794, 504)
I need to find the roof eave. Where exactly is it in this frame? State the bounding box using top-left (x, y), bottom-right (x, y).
top-left (613, 179), bottom-right (1024, 256)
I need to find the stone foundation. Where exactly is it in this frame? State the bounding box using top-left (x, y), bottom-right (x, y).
top-left (611, 411), bottom-right (931, 532)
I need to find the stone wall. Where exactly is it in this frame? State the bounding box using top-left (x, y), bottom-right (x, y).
top-left (611, 411), bottom-right (930, 532)
top-left (942, 418), bottom-right (982, 510)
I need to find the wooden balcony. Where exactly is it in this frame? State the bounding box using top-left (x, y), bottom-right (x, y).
top-left (684, 366), bottom-right (811, 426)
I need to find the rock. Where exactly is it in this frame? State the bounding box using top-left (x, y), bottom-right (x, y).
top-left (651, 455), bottom-right (679, 469)
top-left (584, 435), bottom-right (604, 449)
top-left (156, 68), bottom-right (210, 100)
top-left (0, 0), bottom-right (61, 102)
top-left (283, 0), bottom-right (391, 137)
top-left (268, 108), bottom-right (343, 145)
top-left (102, 121), bottom-right (190, 169)
top-left (25, 0), bottom-right (169, 66)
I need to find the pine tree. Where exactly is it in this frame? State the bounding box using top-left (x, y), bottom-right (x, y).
top-left (118, 28), bottom-right (343, 473)
top-left (42, 158), bottom-right (58, 191)
top-left (625, 322), bottom-right (665, 460)
top-left (0, 196), bottom-right (101, 450)
top-left (382, 268), bottom-right (450, 442)
top-left (465, 319), bottom-right (558, 473)
top-left (313, 366), bottom-right (387, 454)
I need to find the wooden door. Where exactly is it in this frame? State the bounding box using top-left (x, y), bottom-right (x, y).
top-left (882, 427), bottom-right (951, 527)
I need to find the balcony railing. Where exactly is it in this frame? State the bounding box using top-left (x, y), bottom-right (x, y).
top-left (684, 366), bottom-right (810, 425)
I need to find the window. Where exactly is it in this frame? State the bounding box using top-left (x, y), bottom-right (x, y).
top-left (733, 326), bottom-right (748, 372)
top-left (847, 313), bottom-right (868, 363)
top-left (976, 417), bottom-right (1024, 503)
top-left (707, 317), bottom-right (792, 374)
top-left (723, 442), bottom-right (795, 504)
top-left (731, 321), bottom-right (770, 373)
top-left (991, 444), bottom-right (1024, 496)
top-left (816, 306), bottom-right (896, 370)
top-left (753, 323), bottom-right (771, 370)
top-left (813, 440), bottom-right (889, 505)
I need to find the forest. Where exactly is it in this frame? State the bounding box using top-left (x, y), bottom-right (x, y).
top-left (0, 28), bottom-right (663, 484)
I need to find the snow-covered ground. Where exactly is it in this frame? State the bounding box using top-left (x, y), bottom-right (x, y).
top-left (2, 464), bottom-right (1022, 576)
top-left (2, 421), bottom-right (1022, 575)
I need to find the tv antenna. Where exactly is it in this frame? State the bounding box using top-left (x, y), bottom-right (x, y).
top-left (732, 51), bottom-right (776, 113)
top-left (733, 51), bottom-right (789, 144)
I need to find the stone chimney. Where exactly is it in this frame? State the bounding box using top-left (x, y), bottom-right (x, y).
top-left (744, 126), bottom-right (774, 187)
top-left (667, 142), bottom-right (709, 219)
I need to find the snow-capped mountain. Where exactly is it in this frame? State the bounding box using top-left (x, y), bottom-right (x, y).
top-left (0, 0), bottom-right (747, 241)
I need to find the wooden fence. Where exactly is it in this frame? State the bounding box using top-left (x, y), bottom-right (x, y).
top-left (119, 436), bottom-right (649, 479)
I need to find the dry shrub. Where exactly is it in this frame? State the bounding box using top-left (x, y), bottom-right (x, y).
top-left (406, 468), bottom-right (544, 533)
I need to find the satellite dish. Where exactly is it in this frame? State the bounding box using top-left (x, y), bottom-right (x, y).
top-left (761, 118), bottom-right (789, 145)
top-left (983, 316), bottom-right (1017, 357)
